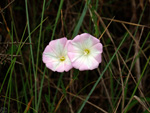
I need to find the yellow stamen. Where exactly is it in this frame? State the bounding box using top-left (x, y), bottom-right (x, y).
top-left (60, 56), bottom-right (65, 61)
top-left (84, 49), bottom-right (90, 55)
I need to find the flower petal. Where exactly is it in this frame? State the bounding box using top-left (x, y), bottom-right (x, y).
top-left (72, 55), bottom-right (99, 71)
top-left (42, 45), bottom-right (58, 64)
top-left (90, 43), bottom-right (103, 63)
top-left (67, 33), bottom-right (103, 71)
top-left (72, 33), bottom-right (100, 48)
top-left (43, 38), bottom-right (73, 72)
top-left (48, 37), bottom-right (67, 56)
top-left (56, 56), bottom-right (73, 72)
top-left (68, 41), bottom-right (83, 62)
top-left (46, 61), bottom-right (60, 72)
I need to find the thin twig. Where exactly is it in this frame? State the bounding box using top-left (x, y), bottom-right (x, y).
top-left (36, 67), bottom-right (108, 113)
top-left (99, 16), bottom-right (115, 40)
top-left (114, 95), bottom-right (122, 113)
top-left (134, 95), bottom-right (150, 112)
top-left (97, 68), bottom-right (114, 111)
top-left (0, 42), bottom-right (33, 45)
top-left (60, 9), bottom-right (65, 36)
top-left (122, 24), bottom-right (150, 65)
top-left (64, 96), bottom-right (74, 113)
top-left (54, 73), bottom-right (74, 112)
top-left (0, 0), bottom-right (15, 13)
top-left (91, 5), bottom-right (125, 111)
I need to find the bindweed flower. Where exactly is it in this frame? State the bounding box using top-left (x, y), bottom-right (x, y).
top-left (68, 33), bottom-right (103, 71)
top-left (42, 38), bottom-right (73, 72)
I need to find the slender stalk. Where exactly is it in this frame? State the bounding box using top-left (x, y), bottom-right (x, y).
top-left (25, 0), bottom-right (37, 108)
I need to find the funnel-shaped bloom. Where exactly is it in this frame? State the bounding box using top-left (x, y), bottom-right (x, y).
top-left (42, 38), bottom-right (72, 72)
top-left (68, 33), bottom-right (103, 71)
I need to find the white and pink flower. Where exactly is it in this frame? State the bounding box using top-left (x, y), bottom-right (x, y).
top-left (67, 33), bottom-right (103, 71)
top-left (42, 33), bottom-right (103, 72)
top-left (42, 38), bottom-right (72, 72)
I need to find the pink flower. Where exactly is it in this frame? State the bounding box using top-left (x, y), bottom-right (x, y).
top-left (42, 38), bottom-right (73, 72)
top-left (67, 33), bottom-right (103, 71)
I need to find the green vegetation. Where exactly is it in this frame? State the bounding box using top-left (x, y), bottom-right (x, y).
top-left (0, 0), bottom-right (150, 113)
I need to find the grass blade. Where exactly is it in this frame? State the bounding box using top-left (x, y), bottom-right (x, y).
top-left (77, 32), bottom-right (127, 113)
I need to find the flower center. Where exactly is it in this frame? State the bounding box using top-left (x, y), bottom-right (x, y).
top-left (60, 56), bottom-right (65, 62)
top-left (83, 49), bottom-right (90, 55)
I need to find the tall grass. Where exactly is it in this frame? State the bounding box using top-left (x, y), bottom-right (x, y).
top-left (0, 0), bottom-right (150, 113)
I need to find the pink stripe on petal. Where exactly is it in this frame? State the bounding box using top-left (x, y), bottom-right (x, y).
top-left (42, 55), bottom-right (51, 64)
top-left (93, 53), bottom-right (102, 63)
top-left (91, 43), bottom-right (103, 54)
top-left (73, 33), bottom-right (100, 47)
top-left (55, 59), bottom-right (72, 72)
top-left (67, 42), bottom-right (83, 62)
top-left (72, 56), bottom-right (85, 69)
top-left (55, 62), bottom-right (65, 72)
top-left (43, 45), bottom-right (58, 58)
top-left (80, 33), bottom-right (100, 46)
top-left (59, 37), bottom-right (68, 49)
top-left (43, 54), bottom-right (58, 63)
top-left (49, 37), bottom-right (67, 47)
top-left (90, 43), bottom-right (103, 63)
top-left (49, 38), bottom-right (67, 56)
top-left (71, 54), bottom-right (99, 71)
top-left (61, 57), bottom-right (73, 72)
top-left (64, 62), bottom-right (73, 72)
top-left (46, 61), bottom-right (60, 72)
top-left (79, 56), bottom-right (99, 71)
top-left (68, 41), bottom-right (83, 52)
top-left (65, 40), bottom-right (71, 47)
top-left (68, 52), bottom-right (82, 62)
top-left (43, 45), bottom-right (52, 53)
top-left (46, 63), bottom-right (54, 71)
